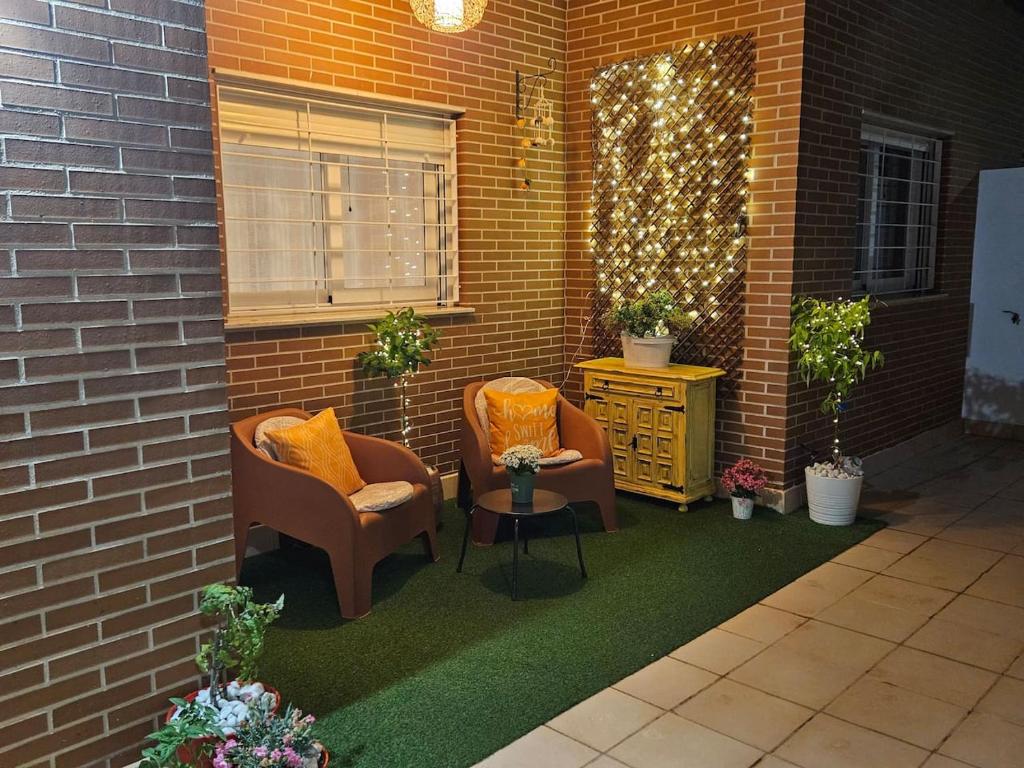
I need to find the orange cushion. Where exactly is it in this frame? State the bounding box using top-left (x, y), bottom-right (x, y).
top-left (264, 408), bottom-right (366, 495)
top-left (483, 387), bottom-right (560, 457)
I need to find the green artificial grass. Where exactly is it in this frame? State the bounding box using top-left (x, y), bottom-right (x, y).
top-left (241, 495), bottom-right (882, 768)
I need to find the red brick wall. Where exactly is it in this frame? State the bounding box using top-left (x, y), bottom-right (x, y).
top-left (786, 0), bottom-right (1024, 484)
top-left (0, 2), bottom-right (233, 766)
top-left (564, 0), bottom-right (808, 488)
top-left (205, 0), bottom-right (568, 473)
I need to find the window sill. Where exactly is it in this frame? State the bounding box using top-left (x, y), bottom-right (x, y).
top-left (224, 305), bottom-right (475, 331)
top-left (872, 292), bottom-right (951, 308)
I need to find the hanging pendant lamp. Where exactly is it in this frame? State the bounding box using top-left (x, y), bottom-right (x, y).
top-left (410, 0), bottom-right (487, 33)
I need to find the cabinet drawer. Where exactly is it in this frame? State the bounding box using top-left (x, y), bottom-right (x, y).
top-left (586, 373), bottom-right (682, 402)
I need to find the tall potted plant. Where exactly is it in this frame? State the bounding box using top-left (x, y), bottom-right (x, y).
top-left (357, 307), bottom-right (441, 448)
top-left (607, 290), bottom-right (694, 368)
top-left (789, 295), bottom-right (884, 525)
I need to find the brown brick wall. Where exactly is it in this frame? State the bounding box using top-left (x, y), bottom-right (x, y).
top-left (786, 0), bottom-right (1024, 485)
top-left (205, 0), bottom-right (568, 473)
top-left (0, 2), bottom-right (233, 767)
top-left (564, 0), bottom-right (808, 488)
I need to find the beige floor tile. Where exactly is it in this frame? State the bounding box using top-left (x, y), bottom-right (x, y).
top-left (824, 677), bottom-right (966, 750)
top-left (860, 528), bottom-right (928, 554)
top-left (936, 500), bottom-right (1024, 552)
top-left (906, 617), bottom-right (1024, 672)
top-left (830, 544), bottom-right (903, 572)
top-left (760, 562), bottom-right (871, 617)
top-left (670, 628), bottom-right (765, 674)
top-left (584, 758), bottom-right (630, 768)
top-left (609, 712), bottom-right (763, 768)
top-left (474, 726), bottom-right (598, 768)
top-left (936, 594), bottom-right (1024, 641)
top-left (775, 713), bottom-right (928, 768)
top-left (922, 754), bottom-right (980, 768)
top-left (1007, 653), bottom-right (1024, 680)
top-left (868, 497), bottom-right (972, 537)
top-left (867, 646), bottom-right (998, 707)
top-left (855, 573), bottom-right (958, 614)
top-left (719, 604), bottom-right (805, 644)
top-left (547, 688), bottom-right (661, 752)
top-left (676, 678), bottom-right (813, 752)
top-left (613, 657), bottom-right (717, 710)
top-left (815, 592), bottom-right (929, 641)
top-left (882, 538), bottom-right (1003, 591)
top-left (967, 555), bottom-right (1024, 607)
top-left (754, 758), bottom-right (800, 768)
top-left (939, 711), bottom-right (1024, 768)
top-left (999, 477), bottom-right (1024, 501)
top-left (728, 622), bottom-right (893, 709)
top-left (976, 675), bottom-right (1024, 726)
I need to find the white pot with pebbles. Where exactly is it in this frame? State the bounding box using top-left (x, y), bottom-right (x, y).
top-left (805, 460), bottom-right (864, 526)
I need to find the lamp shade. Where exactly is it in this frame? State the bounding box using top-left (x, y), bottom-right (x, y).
top-left (410, 0), bottom-right (487, 33)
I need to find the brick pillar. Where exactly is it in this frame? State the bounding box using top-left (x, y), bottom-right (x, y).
top-left (0, 2), bottom-right (234, 766)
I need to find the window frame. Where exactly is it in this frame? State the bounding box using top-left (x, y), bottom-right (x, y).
top-left (853, 122), bottom-right (942, 297)
top-left (213, 72), bottom-right (464, 323)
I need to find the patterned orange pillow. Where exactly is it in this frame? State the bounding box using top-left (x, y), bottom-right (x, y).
top-left (264, 408), bottom-right (366, 496)
top-left (483, 387), bottom-right (560, 457)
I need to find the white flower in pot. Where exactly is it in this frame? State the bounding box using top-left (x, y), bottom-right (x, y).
top-left (721, 458), bottom-right (768, 520)
top-left (500, 444), bottom-right (543, 504)
top-left (789, 295), bottom-right (885, 526)
top-left (607, 289), bottom-right (696, 368)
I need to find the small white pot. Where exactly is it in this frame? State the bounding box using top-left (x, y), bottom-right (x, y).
top-left (731, 496), bottom-right (754, 520)
top-left (621, 332), bottom-right (675, 368)
top-left (805, 466), bottom-right (863, 526)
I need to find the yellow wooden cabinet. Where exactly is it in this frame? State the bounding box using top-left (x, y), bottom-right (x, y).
top-left (575, 357), bottom-right (725, 510)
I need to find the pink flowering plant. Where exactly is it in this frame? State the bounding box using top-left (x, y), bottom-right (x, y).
top-left (721, 459), bottom-right (768, 500)
top-left (213, 705), bottom-right (324, 768)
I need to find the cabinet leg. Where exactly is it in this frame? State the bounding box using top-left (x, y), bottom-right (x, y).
top-left (703, 495), bottom-right (714, 503)
top-left (678, 502), bottom-right (689, 512)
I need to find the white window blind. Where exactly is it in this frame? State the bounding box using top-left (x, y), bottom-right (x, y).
top-left (854, 123), bottom-right (941, 296)
top-left (217, 84), bottom-right (459, 316)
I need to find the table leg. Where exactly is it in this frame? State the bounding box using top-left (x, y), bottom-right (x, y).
top-left (457, 506), bottom-right (473, 573)
top-left (569, 505), bottom-right (587, 579)
top-left (523, 521), bottom-right (529, 555)
top-left (512, 518), bottom-right (520, 600)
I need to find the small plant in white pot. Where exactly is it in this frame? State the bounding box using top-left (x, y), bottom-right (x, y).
top-left (789, 295), bottom-right (884, 526)
top-left (500, 444), bottom-right (543, 504)
top-left (608, 290), bottom-right (695, 368)
top-left (721, 458), bottom-right (768, 520)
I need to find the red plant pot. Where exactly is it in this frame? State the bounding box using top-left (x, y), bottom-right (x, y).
top-left (164, 684), bottom-right (282, 768)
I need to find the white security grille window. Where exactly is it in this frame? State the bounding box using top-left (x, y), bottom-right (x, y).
top-left (854, 124), bottom-right (941, 296)
top-left (217, 84), bottom-right (459, 316)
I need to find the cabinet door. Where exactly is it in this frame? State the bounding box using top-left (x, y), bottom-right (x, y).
top-left (631, 401), bottom-right (682, 489)
top-left (586, 394), bottom-right (632, 483)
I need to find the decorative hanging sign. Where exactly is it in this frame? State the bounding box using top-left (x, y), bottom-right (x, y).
top-left (513, 57), bottom-right (558, 191)
top-left (589, 35), bottom-right (755, 380)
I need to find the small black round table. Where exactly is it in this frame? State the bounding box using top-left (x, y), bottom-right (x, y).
top-left (457, 488), bottom-right (587, 600)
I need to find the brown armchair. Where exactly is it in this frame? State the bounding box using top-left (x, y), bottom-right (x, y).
top-left (459, 379), bottom-right (617, 545)
top-left (230, 408), bottom-right (439, 619)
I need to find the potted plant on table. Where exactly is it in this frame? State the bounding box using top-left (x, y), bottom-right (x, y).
top-left (789, 295), bottom-right (885, 526)
top-left (500, 444), bottom-right (543, 504)
top-left (607, 289), bottom-right (696, 369)
top-left (721, 458), bottom-right (768, 520)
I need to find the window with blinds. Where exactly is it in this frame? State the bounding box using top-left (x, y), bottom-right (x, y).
top-left (217, 84), bottom-right (459, 317)
top-left (854, 124), bottom-right (941, 296)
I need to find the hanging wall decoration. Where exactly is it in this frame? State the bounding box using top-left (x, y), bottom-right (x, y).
top-left (514, 57), bottom-right (558, 191)
top-left (589, 34), bottom-right (755, 381)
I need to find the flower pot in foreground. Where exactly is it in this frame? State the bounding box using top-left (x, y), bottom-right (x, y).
top-left (621, 332), bottom-right (675, 368)
top-left (509, 471), bottom-right (535, 504)
top-left (731, 496), bottom-right (754, 520)
top-left (805, 467), bottom-right (863, 526)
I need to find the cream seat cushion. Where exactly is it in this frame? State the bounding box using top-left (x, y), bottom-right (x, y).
top-left (349, 481), bottom-right (415, 512)
top-left (254, 416), bottom-right (306, 460)
top-left (476, 377), bottom-right (582, 468)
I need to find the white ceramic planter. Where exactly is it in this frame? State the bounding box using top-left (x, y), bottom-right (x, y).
top-left (621, 332), bottom-right (675, 368)
top-left (731, 496), bottom-right (754, 520)
top-left (805, 466), bottom-right (863, 526)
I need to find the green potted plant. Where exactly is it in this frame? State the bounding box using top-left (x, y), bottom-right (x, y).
top-left (141, 698), bottom-right (223, 768)
top-left (607, 289), bottom-right (695, 368)
top-left (499, 444), bottom-right (543, 503)
top-left (357, 307), bottom-right (441, 447)
top-left (167, 584), bottom-right (284, 737)
top-left (789, 295), bottom-right (885, 525)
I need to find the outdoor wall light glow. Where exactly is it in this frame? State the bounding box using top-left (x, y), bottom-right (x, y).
top-left (411, 0), bottom-right (487, 33)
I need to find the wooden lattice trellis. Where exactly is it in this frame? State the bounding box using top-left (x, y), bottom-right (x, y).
top-left (590, 35), bottom-right (755, 384)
